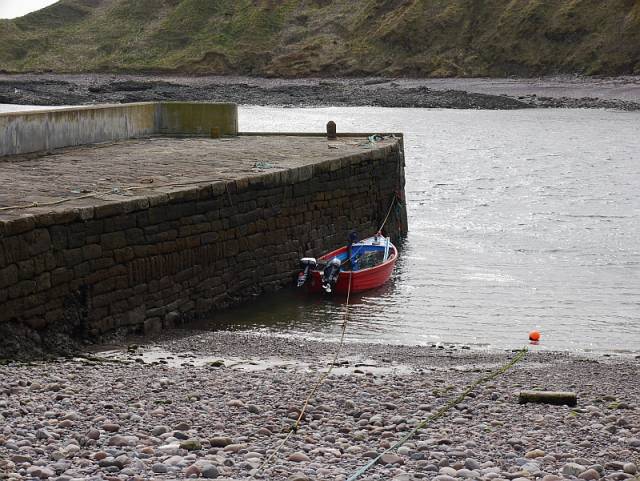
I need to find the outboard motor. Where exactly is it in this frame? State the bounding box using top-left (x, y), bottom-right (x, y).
top-left (297, 257), bottom-right (317, 287)
top-left (322, 258), bottom-right (342, 293)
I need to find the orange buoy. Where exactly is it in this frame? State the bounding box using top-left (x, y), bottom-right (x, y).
top-left (529, 330), bottom-right (541, 342)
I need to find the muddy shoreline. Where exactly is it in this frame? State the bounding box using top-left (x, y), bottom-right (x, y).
top-left (1, 74), bottom-right (640, 110)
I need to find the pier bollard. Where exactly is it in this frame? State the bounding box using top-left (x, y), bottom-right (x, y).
top-left (327, 121), bottom-right (337, 140)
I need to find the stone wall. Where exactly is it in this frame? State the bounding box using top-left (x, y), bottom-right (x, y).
top-left (0, 102), bottom-right (238, 157)
top-left (0, 141), bottom-right (407, 358)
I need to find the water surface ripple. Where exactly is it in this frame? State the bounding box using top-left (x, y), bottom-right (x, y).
top-left (206, 107), bottom-right (640, 354)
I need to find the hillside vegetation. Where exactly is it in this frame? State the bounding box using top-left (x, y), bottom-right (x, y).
top-left (1, 0), bottom-right (639, 77)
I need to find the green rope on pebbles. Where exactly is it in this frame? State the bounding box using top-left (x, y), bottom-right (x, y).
top-left (346, 347), bottom-right (529, 481)
top-left (253, 272), bottom-right (354, 478)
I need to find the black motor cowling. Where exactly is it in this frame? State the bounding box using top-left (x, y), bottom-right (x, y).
top-left (322, 258), bottom-right (342, 293)
top-left (297, 257), bottom-right (317, 287)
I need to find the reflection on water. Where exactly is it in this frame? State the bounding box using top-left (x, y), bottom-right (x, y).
top-left (207, 107), bottom-right (639, 354)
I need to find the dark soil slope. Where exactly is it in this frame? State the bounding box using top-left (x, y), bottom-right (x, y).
top-left (1, 0), bottom-right (639, 77)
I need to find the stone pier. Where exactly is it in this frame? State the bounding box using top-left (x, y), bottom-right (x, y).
top-left (0, 103), bottom-right (407, 358)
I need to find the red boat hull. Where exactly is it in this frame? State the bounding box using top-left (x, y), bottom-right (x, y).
top-left (307, 241), bottom-right (397, 295)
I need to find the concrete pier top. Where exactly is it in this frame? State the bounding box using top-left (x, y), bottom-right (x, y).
top-left (0, 135), bottom-right (400, 223)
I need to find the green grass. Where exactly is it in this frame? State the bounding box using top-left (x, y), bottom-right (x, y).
top-left (1, 0), bottom-right (639, 76)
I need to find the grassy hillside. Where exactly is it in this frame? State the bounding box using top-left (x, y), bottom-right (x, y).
top-left (1, 0), bottom-right (639, 77)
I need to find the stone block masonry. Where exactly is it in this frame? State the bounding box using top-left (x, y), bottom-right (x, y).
top-left (0, 105), bottom-right (407, 359)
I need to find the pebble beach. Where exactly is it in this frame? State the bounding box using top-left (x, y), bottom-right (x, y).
top-left (1, 331), bottom-right (638, 481)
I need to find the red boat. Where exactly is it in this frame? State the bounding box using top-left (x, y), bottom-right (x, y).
top-left (297, 234), bottom-right (398, 295)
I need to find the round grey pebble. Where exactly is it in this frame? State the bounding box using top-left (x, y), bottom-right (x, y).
top-left (202, 464), bottom-right (220, 479)
top-left (465, 458), bottom-right (482, 470)
top-left (152, 463), bottom-right (169, 473)
top-left (578, 468), bottom-right (601, 480)
top-left (562, 463), bottom-right (586, 477)
top-left (151, 425), bottom-right (169, 436)
top-left (433, 476), bottom-right (457, 481)
top-left (288, 474), bottom-right (309, 481)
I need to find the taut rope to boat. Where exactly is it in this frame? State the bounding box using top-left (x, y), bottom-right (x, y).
top-left (254, 194), bottom-right (402, 477)
top-left (254, 270), bottom-right (353, 477)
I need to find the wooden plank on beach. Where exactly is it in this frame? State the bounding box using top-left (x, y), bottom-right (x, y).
top-left (518, 391), bottom-right (577, 407)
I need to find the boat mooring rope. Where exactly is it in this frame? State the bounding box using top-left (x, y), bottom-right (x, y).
top-left (254, 270), bottom-right (354, 478)
top-left (345, 347), bottom-right (529, 481)
top-left (254, 194), bottom-right (400, 477)
top-left (378, 195), bottom-right (397, 233)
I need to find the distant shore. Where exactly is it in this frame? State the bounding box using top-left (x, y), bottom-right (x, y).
top-left (1, 331), bottom-right (639, 480)
top-left (1, 74), bottom-right (640, 110)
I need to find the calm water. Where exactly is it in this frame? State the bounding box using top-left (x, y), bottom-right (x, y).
top-left (2, 104), bottom-right (639, 353)
top-left (209, 106), bottom-right (639, 353)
